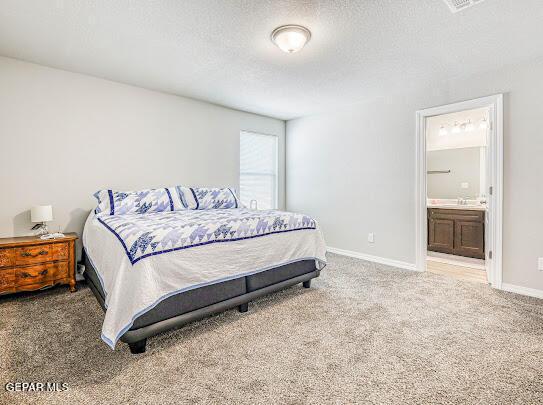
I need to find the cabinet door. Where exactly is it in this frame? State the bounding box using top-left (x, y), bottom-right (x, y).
top-left (454, 220), bottom-right (485, 259)
top-left (428, 218), bottom-right (455, 254)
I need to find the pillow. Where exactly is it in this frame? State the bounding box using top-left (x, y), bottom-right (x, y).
top-left (183, 187), bottom-right (241, 210)
top-left (174, 186), bottom-right (196, 210)
top-left (94, 187), bottom-right (184, 215)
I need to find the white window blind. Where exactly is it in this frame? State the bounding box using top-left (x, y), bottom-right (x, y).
top-left (240, 131), bottom-right (278, 210)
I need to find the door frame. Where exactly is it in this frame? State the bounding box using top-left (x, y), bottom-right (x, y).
top-left (415, 94), bottom-right (503, 288)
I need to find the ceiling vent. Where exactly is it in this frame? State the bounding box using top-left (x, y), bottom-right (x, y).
top-left (442, 0), bottom-right (485, 13)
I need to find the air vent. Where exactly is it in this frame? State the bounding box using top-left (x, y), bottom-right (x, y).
top-left (443, 0), bottom-right (485, 13)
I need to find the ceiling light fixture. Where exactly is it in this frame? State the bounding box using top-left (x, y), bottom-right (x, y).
top-left (271, 25), bottom-right (311, 53)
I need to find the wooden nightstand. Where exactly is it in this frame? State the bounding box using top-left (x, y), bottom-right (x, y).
top-left (0, 233), bottom-right (78, 295)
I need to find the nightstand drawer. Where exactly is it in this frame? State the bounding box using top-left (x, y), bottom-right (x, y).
top-left (0, 248), bottom-right (14, 268)
top-left (0, 268), bottom-right (16, 293)
top-left (14, 243), bottom-right (68, 266)
top-left (15, 262), bottom-right (68, 286)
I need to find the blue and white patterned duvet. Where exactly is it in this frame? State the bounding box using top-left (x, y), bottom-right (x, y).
top-left (84, 208), bottom-right (326, 349)
top-left (97, 208), bottom-right (317, 265)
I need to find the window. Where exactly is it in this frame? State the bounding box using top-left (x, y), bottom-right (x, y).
top-left (240, 131), bottom-right (278, 210)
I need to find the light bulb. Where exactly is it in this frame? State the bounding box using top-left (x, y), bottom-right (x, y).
top-left (438, 125), bottom-right (448, 136)
top-left (451, 122), bottom-right (461, 134)
top-left (465, 120), bottom-right (475, 132)
top-left (480, 118), bottom-right (488, 130)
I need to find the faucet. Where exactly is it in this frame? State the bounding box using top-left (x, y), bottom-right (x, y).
top-left (457, 197), bottom-right (466, 205)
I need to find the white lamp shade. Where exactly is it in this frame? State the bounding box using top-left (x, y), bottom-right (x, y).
top-left (31, 205), bottom-right (53, 223)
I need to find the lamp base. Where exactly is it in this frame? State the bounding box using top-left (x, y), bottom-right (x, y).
top-left (31, 222), bottom-right (49, 236)
top-left (40, 232), bottom-right (66, 240)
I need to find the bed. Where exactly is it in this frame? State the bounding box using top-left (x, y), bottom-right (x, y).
top-left (82, 188), bottom-right (326, 354)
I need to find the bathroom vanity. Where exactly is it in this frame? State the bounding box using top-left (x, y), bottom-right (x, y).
top-left (427, 205), bottom-right (485, 259)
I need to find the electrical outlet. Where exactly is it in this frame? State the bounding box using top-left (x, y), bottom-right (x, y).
top-left (368, 233), bottom-right (374, 243)
top-left (538, 258), bottom-right (543, 271)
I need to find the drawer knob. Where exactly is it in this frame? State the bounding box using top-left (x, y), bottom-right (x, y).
top-left (20, 269), bottom-right (48, 279)
top-left (21, 250), bottom-right (48, 258)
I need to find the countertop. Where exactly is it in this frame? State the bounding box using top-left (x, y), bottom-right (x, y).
top-left (427, 204), bottom-right (487, 211)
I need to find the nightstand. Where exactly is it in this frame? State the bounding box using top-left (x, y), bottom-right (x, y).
top-left (0, 233), bottom-right (78, 295)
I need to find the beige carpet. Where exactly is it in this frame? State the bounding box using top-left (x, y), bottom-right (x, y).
top-left (1, 253), bottom-right (543, 404)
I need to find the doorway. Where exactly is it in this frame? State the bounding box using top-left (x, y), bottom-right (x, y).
top-left (415, 95), bottom-right (503, 288)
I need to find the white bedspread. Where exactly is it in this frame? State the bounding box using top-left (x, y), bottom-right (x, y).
top-left (82, 209), bottom-right (327, 349)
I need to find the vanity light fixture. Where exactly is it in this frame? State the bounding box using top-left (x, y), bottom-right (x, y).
top-left (480, 117), bottom-right (489, 130)
top-left (465, 119), bottom-right (475, 132)
top-left (271, 25), bottom-right (311, 53)
top-left (438, 125), bottom-right (448, 136)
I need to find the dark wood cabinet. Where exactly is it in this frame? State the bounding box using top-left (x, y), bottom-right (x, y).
top-left (428, 218), bottom-right (455, 254)
top-left (428, 208), bottom-right (485, 259)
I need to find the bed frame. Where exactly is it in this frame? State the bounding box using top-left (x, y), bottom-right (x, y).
top-left (83, 252), bottom-right (320, 354)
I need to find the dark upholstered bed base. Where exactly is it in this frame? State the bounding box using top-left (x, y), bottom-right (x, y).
top-left (83, 254), bottom-right (320, 354)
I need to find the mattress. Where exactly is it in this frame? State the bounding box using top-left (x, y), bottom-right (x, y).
top-left (83, 208), bottom-right (327, 349)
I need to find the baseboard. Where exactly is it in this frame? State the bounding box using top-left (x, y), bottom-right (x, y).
top-left (327, 248), bottom-right (542, 299)
top-left (327, 247), bottom-right (418, 272)
top-left (500, 283), bottom-right (543, 300)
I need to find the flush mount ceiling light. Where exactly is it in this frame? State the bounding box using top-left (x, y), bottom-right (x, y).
top-left (271, 25), bottom-right (311, 53)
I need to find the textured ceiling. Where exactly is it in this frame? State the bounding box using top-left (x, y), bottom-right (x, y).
top-left (1, 0), bottom-right (542, 120)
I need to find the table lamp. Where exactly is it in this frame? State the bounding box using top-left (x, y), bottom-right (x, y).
top-left (31, 205), bottom-right (53, 237)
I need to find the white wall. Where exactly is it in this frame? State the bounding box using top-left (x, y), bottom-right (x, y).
top-left (287, 57), bottom-right (543, 291)
top-left (0, 57), bottom-right (285, 241)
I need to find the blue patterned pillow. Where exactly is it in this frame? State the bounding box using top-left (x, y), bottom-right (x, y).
top-left (183, 187), bottom-right (241, 210)
top-left (94, 187), bottom-right (185, 215)
top-left (174, 186), bottom-right (196, 210)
